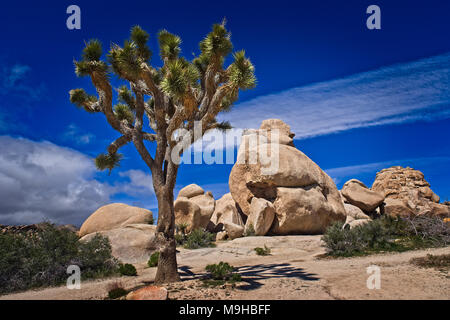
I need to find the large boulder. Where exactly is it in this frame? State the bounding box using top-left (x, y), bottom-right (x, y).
top-left (245, 197), bottom-right (275, 236)
top-left (209, 193), bottom-right (244, 232)
top-left (190, 192), bottom-right (215, 227)
top-left (229, 119), bottom-right (346, 235)
top-left (343, 216), bottom-right (371, 229)
top-left (271, 186), bottom-right (346, 234)
top-left (174, 184), bottom-right (215, 231)
top-left (174, 197), bottom-right (202, 233)
top-left (80, 224), bottom-right (159, 263)
top-left (380, 198), bottom-right (415, 218)
top-left (223, 222), bottom-right (244, 240)
top-left (79, 203), bottom-right (153, 237)
top-left (177, 184), bottom-right (205, 198)
top-left (344, 203), bottom-right (371, 220)
top-left (341, 179), bottom-right (384, 213)
top-left (372, 166), bottom-right (449, 217)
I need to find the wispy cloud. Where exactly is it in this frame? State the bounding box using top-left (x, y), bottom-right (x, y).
top-left (218, 53), bottom-right (450, 140)
top-left (63, 124), bottom-right (95, 145)
top-left (0, 63), bottom-right (45, 101)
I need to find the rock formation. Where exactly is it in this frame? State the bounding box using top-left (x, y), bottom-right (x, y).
top-left (79, 203), bottom-right (153, 237)
top-left (80, 224), bottom-right (159, 263)
top-left (341, 179), bottom-right (384, 214)
top-left (174, 184), bottom-right (215, 232)
top-left (245, 198), bottom-right (275, 236)
top-left (229, 119), bottom-right (346, 235)
top-left (208, 193), bottom-right (244, 233)
top-left (372, 166), bottom-right (449, 217)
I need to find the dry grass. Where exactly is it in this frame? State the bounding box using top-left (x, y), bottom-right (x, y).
top-left (410, 253), bottom-right (450, 271)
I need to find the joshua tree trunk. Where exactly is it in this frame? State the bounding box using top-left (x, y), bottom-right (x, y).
top-left (153, 161), bottom-right (180, 284)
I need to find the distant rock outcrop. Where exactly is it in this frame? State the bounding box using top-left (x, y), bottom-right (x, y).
top-left (79, 203), bottom-right (153, 237)
top-left (372, 166), bottom-right (449, 217)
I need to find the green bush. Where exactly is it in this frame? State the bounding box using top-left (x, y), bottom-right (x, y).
top-left (205, 262), bottom-right (241, 282)
top-left (322, 215), bottom-right (450, 257)
top-left (118, 263), bottom-right (137, 276)
top-left (244, 224), bottom-right (256, 237)
top-left (108, 287), bottom-right (128, 299)
top-left (182, 229), bottom-right (216, 249)
top-left (254, 245), bottom-right (271, 256)
top-left (0, 223), bottom-right (119, 294)
top-left (147, 251), bottom-right (159, 268)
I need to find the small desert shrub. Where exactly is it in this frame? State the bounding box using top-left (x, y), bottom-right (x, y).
top-left (410, 253), bottom-right (450, 271)
top-left (175, 223), bottom-right (189, 246)
top-left (176, 223), bottom-right (189, 235)
top-left (182, 229), bottom-right (216, 249)
top-left (147, 251), bottom-right (159, 268)
top-left (322, 215), bottom-right (450, 257)
top-left (254, 245), bottom-right (271, 256)
top-left (0, 222), bottom-right (119, 294)
top-left (205, 262), bottom-right (241, 283)
top-left (118, 263), bottom-right (137, 276)
top-left (107, 281), bottom-right (128, 299)
top-left (244, 224), bottom-right (256, 237)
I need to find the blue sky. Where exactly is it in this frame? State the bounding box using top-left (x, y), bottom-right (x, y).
top-left (0, 0), bottom-right (449, 225)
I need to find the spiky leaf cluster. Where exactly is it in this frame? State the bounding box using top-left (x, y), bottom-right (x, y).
top-left (82, 39), bottom-right (102, 61)
top-left (117, 86), bottom-right (136, 110)
top-left (158, 30), bottom-right (182, 61)
top-left (211, 120), bottom-right (232, 131)
top-left (114, 103), bottom-right (134, 124)
top-left (160, 59), bottom-right (199, 100)
top-left (130, 26), bottom-right (151, 61)
top-left (108, 41), bottom-right (143, 80)
top-left (69, 89), bottom-right (98, 112)
top-left (229, 50), bottom-right (256, 90)
top-left (74, 40), bottom-right (108, 77)
top-left (95, 153), bottom-right (123, 174)
top-left (199, 23), bottom-right (233, 60)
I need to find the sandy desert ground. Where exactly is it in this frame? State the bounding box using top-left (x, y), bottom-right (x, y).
top-left (1, 235), bottom-right (449, 300)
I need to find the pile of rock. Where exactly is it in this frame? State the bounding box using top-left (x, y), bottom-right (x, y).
top-left (338, 166), bottom-right (449, 225)
top-left (79, 203), bottom-right (158, 263)
top-left (372, 166), bottom-right (449, 217)
top-left (186, 119), bottom-right (346, 239)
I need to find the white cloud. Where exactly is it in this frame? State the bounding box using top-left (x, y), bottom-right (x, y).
top-left (0, 136), bottom-right (156, 226)
top-left (63, 124), bottom-right (95, 145)
top-left (118, 169), bottom-right (154, 196)
top-left (217, 53), bottom-right (450, 140)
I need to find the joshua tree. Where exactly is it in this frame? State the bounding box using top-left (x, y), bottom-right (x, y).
top-left (69, 22), bottom-right (256, 283)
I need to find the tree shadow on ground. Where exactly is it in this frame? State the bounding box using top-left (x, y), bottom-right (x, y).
top-left (236, 263), bottom-right (320, 291)
top-left (178, 265), bottom-right (200, 280)
top-left (177, 263), bottom-right (319, 290)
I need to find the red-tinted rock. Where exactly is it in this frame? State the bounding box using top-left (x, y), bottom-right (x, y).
top-left (126, 285), bottom-right (168, 300)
